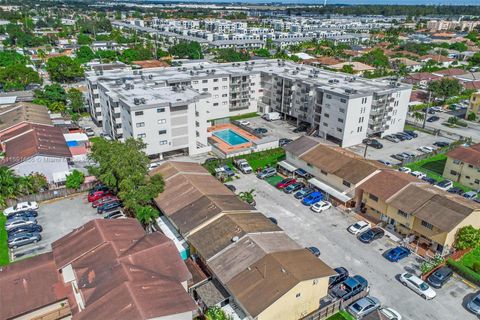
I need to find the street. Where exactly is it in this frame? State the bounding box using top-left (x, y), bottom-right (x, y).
top-left (229, 173), bottom-right (478, 320)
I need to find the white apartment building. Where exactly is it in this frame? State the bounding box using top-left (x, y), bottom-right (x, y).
top-left (87, 60), bottom-right (411, 154)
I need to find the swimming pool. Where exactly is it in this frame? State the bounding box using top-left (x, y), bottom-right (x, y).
top-left (213, 129), bottom-right (249, 146)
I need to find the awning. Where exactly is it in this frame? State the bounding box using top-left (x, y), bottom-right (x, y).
top-left (277, 160), bottom-right (297, 172)
top-left (308, 178), bottom-right (352, 203)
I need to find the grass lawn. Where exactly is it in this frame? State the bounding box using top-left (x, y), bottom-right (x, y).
top-left (460, 246), bottom-right (480, 270)
top-left (230, 112), bottom-right (259, 121)
top-left (89, 136), bottom-right (102, 144)
top-left (0, 215), bottom-right (9, 266)
top-left (265, 175), bottom-right (284, 186)
top-left (326, 311), bottom-right (355, 320)
top-left (404, 123), bottom-right (433, 134)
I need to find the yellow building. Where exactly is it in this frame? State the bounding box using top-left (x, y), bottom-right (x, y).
top-left (466, 91), bottom-right (480, 119)
top-left (443, 143), bottom-right (480, 188)
top-left (358, 170), bottom-right (480, 255)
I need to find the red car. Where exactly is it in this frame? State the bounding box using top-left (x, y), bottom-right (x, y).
top-left (88, 190), bottom-right (112, 202)
top-left (276, 178), bottom-right (297, 189)
top-left (92, 196), bottom-right (119, 208)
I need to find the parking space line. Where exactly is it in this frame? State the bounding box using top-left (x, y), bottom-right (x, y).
top-left (454, 275), bottom-right (478, 290)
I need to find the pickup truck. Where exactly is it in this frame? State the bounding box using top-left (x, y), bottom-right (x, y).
top-left (330, 275), bottom-right (368, 301)
top-left (233, 159), bottom-right (253, 174)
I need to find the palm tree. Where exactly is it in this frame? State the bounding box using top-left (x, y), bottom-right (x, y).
top-left (0, 167), bottom-right (19, 207)
top-left (239, 189), bottom-right (255, 206)
top-left (135, 205), bottom-right (159, 229)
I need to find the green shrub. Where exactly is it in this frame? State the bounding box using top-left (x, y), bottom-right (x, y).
top-left (447, 258), bottom-right (480, 286)
top-left (473, 261), bottom-right (480, 273)
top-left (420, 255), bottom-right (444, 275)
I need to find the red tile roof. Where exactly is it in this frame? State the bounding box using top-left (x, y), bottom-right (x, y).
top-left (446, 144), bottom-right (480, 167)
top-left (433, 68), bottom-right (468, 76)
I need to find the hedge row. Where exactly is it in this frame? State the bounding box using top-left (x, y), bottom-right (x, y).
top-left (446, 258), bottom-right (480, 286)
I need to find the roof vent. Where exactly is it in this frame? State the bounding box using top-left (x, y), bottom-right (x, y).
top-left (232, 236), bottom-right (239, 242)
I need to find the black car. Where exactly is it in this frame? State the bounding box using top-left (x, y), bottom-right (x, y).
top-left (279, 138), bottom-right (293, 147)
top-left (254, 128), bottom-right (268, 134)
top-left (396, 132), bottom-right (412, 140)
top-left (7, 210), bottom-right (38, 220)
top-left (7, 224), bottom-right (43, 236)
top-left (448, 187), bottom-right (464, 194)
top-left (328, 267), bottom-right (349, 289)
top-left (268, 217), bottom-right (278, 225)
top-left (89, 184), bottom-right (109, 195)
top-left (358, 228), bottom-right (385, 243)
top-left (427, 266), bottom-right (453, 288)
top-left (433, 141), bottom-right (450, 148)
top-left (307, 246), bottom-right (321, 257)
top-left (293, 125), bottom-right (308, 133)
top-left (404, 130), bottom-right (418, 138)
top-left (224, 184), bottom-right (236, 192)
top-left (363, 139), bottom-right (383, 149)
top-left (97, 201), bottom-right (122, 214)
top-left (422, 176), bottom-right (436, 184)
top-left (426, 116), bottom-right (440, 122)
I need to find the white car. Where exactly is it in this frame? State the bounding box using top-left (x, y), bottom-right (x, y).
top-left (410, 171), bottom-right (426, 179)
top-left (347, 221), bottom-right (371, 235)
top-left (3, 201), bottom-right (39, 216)
top-left (398, 167), bottom-right (411, 174)
top-left (311, 201), bottom-right (332, 213)
top-left (399, 272), bottom-right (436, 300)
top-left (379, 307), bottom-right (402, 320)
top-left (434, 179), bottom-right (453, 191)
top-left (148, 162), bottom-right (160, 170)
top-left (238, 120), bottom-right (250, 126)
top-left (417, 146), bottom-right (435, 153)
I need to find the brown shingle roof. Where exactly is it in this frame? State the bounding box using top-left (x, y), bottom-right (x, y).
top-left (187, 212), bottom-right (282, 260)
top-left (226, 249), bottom-right (335, 318)
top-left (149, 160), bottom-right (209, 180)
top-left (0, 102), bottom-right (52, 132)
top-left (283, 135), bottom-right (319, 156)
top-left (359, 170), bottom-right (421, 200)
top-left (433, 68), bottom-right (468, 76)
top-left (0, 252), bottom-right (67, 320)
top-left (446, 144), bottom-right (480, 167)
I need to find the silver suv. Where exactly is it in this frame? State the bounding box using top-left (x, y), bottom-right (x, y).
top-left (8, 232), bottom-right (41, 248)
top-left (5, 217), bottom-right (37, 231)
top-left (256, 167), bottom-right (277, 179)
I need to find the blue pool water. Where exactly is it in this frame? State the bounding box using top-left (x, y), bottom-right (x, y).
top-left (213, 129), bottom-right (249, 146)
top-left (66, 141), bottom-right (79, 147)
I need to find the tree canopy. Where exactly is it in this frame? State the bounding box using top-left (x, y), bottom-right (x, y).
top-left (76, 46), bottom-right (95, 64)
top-left (214, 48), bottom-right (249, 62)
top-left (0, 50), bottom-right (28, 67)
top-left (355, 48), bottom-right (389, 68)
top-left (65, 170), bottom-right (85, 190)
top-left (46, 56), bottom-right (84, 82)
top-left (428, 78), bottom-right (463, 101)
top-left (119, 47), bottom-right (153, 64)
top-left (0, 167), bottom-right (47, 208)
top-left (455, 226), bottom-right (480, 250)
top-left (0, 64), bottom-right (41, 91)
top-left (169, 41), bottom-right (203, 59)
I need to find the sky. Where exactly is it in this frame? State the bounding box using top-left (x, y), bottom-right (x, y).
top-left (156, 0), bottom-right (480, 4)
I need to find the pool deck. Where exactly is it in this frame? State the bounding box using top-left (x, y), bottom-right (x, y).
top-left (208, 123), bottom-right (259, 154)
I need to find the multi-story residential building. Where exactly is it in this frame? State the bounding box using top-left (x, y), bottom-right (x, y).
top-left (357, 170), bottom-right (480, 255)
top-left (443, 143), bottom-right (480, 188)
top-left (87, 60), bottom-right (411, 157)
top-left (427, 19), bottom-right (480, 32)
top-left (466, 91), bottom-right (480, 119)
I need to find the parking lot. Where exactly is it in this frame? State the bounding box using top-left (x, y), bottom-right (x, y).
top-left (228, 173), bottom-right (478, 320)
top-left (240, 116), bottom-right (302, 141)
top-left (348, 131), bottom-right (456, 166)
top-left (10, 194), bottom-right (98, 261)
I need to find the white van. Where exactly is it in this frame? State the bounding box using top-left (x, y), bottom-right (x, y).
top-left (262, 112), bottom-right (281, 121)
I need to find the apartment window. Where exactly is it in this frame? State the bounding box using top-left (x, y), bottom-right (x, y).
top-left (222, 94), bottom-right (228, 97)
top-left (222, 77), bottom-right (228, 81)
top-left (213, 78), bottom-right (219, 82)
top-left (362, 97), bottom-right (367, 104)
top-left (222, 86), bottom-right (228, 89)
top-left (321, 170), bottom-right (328, 175)
top-left (359, 117), bottom-right (364, 123)
top-left (213, 103), bottom-right (219, 106)
top-left (135, 111), bottom-right (144, 116)
top-left (326, 94), bottom-right (332, 99)
top-left (313, 279), bottom-right (318, 285)
top-left (338, 118), bottom-right (343, 123)
top-left (137, 133), bottom-right (146, 139)
top-left (340, 98), bottom-right (347, 103)
top-left (421, 220), bottom-right (434, 230)
top-left (159, 130), bottom-right (167, 135)
top-left (450, 170), bottom-right (457, 176)
top-left (324, 113), bottom-right (330, 118)
top-left (202, 88), bottom-right (208, 92)
top-left (202, 79), bottom-right (208, 83)
top-left (339, 108), bottom-right (345, 113)
top-left (337, 127), bottom-right (343, 132)
top-left (466, 175), bottom-right (471, 179)
top-left (357, 127), bottom-right (363, 133)
top-left (323, 122), bottom-right (328, 127)
top-left (453, 160), bottom-right (462, 165)
top-left (158, 119), bottom-right (166, 124)
top-left (469, 164), bottom-right (474, 168)
top-left (342, 180), bottom-right (351, 187)
top-left (223, 101), bottom-right (228, 105)
top-left (136, 122), bottom-right (145, 128)
top-left (214, 94), bottom-right (219, 98)
top-left (159, 140), bottom-right (168, 145)
top-left (157, 108), bottom-right (165, 113)
top-left (213, 87), bottom-right (219, 90)
top-left (398, 210), bottom-right (408, 218)
top-left (369, 194), bottom-right (378, 202)
top-left (192, 80), bottom-right (198, 84)
top-left (295, 293), bottom-right (301, 298)
top-left (475, 179), bottom-right (480, 184)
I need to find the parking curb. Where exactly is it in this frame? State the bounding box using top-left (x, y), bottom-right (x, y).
top-left (40, 192), bottom-right (88, 205)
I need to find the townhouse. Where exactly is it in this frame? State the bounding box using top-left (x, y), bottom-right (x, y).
top-left (0, 219), bottom-right (197, 320)
top-left (357, 170), bottom-right (480, 255)
top-left (443, 143), bottom-right (480, 188)
top-left (87, 59), bottom-right (411, 156)
top-left (467, 91), bottom-right (480, 119)
top-left (151, 161), bottom-right (335, 320)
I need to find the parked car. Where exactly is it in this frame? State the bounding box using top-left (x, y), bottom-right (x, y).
top-left (301, 191), bottom-right (323, 206)
top-left (307, 246), bottom-right (321, 257)
top-left (5, 217), bottom-right (37, 231)
top-left (329, 267), bottom-right (349, 289)
top-left (404, 130), bottom-right (418, 138)
top-left (422, 176), bottom-right (436, 184)
top-left (238, 120), bottom-right (250, 126)
top-left (3, 201), bottom-right (39, 217)
top-left (220, 165), bottom-right (235, 177)
top-left (104, 210), bottom-right (125, 219)
top-left (84, 126), bottom-right (95, 137)
top-left (7, 210), bottom-right (38, 220)
top-left (358, 227), bottom-right (385, 243)
top-left (384, 135), bottom-right (400, 143)
top-left (348, 296), bottom-right (381, 319)
top-left (397, 132), bottom-right (413, 140)
top-left (233, 158), bottom-right (253, 174)
top-left (224, 184), bottom-right (236, 192)
top-left (311, 201), bottom-right (332, 213)
top-left (398, 167), bottom-right (411, 174)
top-left (254, 127), bottom-right (268, 134)
top-left (331, 275), bottom-right (369, 300)
top-left (97, 201), bottom-right (122, 214)
top-left (276, 178), bottom-right (297, 189)
top-left (257, 167), bottom-right (277, 179)
top-left (426, 116), bottom-right (440, 122)
top-left (268, 217), bottom-right (278, 225)
top-left (393, 133), bottom-right (409, 141)
top-left (402, 151), bottom-right (416, 158)
top-left (148, 162), bottom-right (160, 171)
top-left (88, 190), bottom-right (112, 202)
top-left (379, 307), bottom-right (402, 320)
top-left (427, 266), bottom-right (453, 288)
top-left (92, 196), bottom-right (119, 208)
top-left (8, 232), bottom-right (41, 248)
top-left (294, 187), bottom-right (315, 199)
top-left (391, 153), bottom-right (408, 161)
top-left (89, 184), bottom-right (109, 193)
top-left (417, 146), bottom-right (435, 153)
top-left (410, 171), bottom-right (426, 179)
top-left (448, 187), bottom-right (464, 194)
top-left (284, 182), bottom-right (304, 194)
top-left (348, 221), bottom-right (371, 235)
top-left (377, 160), bottom-right (393, 167)
top-left (293, 125), bottom-right (308, 133)
top-left (433, 141), bottom-right (450, 148)
top-left (435, 179), bottom-right (453, 191)
top-left (363, 138), bottom-right (383, 149)
top-left (385, 246), bottom-right (411, 262)
top-left (7, 224), bottom-right (43, 235)
top-left (463, 191), bottom-right (478, 200)
top-left (467, 292), bottom-right (480, 315)
top-left (399, 272), bottom-right (436, 300)
top-left (279, 138), bottom-right (293, 147)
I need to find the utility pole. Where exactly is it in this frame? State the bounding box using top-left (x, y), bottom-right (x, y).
top-left (423, 90), bottom-right (432, 129)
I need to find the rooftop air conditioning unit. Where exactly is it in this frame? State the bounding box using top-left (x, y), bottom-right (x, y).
top-left (133, 98), bottom-right (140, 105)
top-left (140, 98), bottom-right (146, 104)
